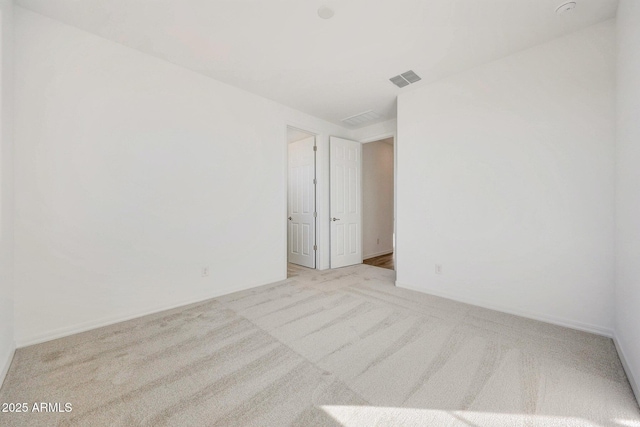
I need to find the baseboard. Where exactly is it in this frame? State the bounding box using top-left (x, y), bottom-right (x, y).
top-left (0, 342), bottom-right (16, 390)
top-left (363, 250), bottom-right (393, 260)
top-left (396, 282), bottom-right (614, 338)
top-left (16, 275), bottom-right (285, 348)
top-left (613, 335), bottom-right (640, 406)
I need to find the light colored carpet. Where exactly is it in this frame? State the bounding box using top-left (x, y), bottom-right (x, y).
top-left (1, 264), bottom-right (639, 426)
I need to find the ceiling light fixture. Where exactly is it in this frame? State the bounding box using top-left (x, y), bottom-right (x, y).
top-left (555, 2), bottom-right (577, 14)
top-left (318, 6), bottom-right (335, 20)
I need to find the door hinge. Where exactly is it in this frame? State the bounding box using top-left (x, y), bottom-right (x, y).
top-left (313, 245), bottom-right (317, 251)
top-left (313, 178), bottom-right (317, 185)
top-left (313, 212), bottom-right (317, 218)
top-left (313, 146), bottom-right (317, 152)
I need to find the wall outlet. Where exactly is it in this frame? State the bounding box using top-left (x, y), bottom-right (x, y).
top-left (435, 264), bottom-right (443, 275)
top-left (377, 238), bottom-right (380, 244)
top-left (202, 267), bottom-right (209, 277)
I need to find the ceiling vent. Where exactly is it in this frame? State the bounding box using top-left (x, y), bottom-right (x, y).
top-left (341, 110), bottom-right (381, 127)
top-left (389, 70), bottom-right (422, 88)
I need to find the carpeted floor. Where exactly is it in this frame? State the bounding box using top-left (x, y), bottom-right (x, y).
top-left (1, 264), bottom-right (639, 426)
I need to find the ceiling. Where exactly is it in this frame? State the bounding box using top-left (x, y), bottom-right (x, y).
top-left (17, 0), bottom-right (618, 128)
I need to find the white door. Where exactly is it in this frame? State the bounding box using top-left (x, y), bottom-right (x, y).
top-left (330, 136), bottom-right (362, 268)
top-left (288, 136), bottom-right (316, 268)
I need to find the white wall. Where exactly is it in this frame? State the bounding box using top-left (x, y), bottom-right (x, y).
top-left (397, 21), bottom-right (616, 335)
top-left (14, 8), bottom-right (350, 346)
top-left (287, 128), bottom-right (313, 144)
top-left (352, 118), bottom-right (397, 143)
top-left (0, 0), bottom-right (14, 387)
top-left (615, 0), bottom-right (640, 402)
top-left (362, 139), bottom-right (394, 259)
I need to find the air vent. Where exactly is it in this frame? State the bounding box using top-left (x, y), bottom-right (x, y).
top-left (389, 70), bottom-right (422, 88)
top-left (401, 70), bottom-right (421, 84)
top-left (389, 75), bottom-right (410, 88)
top-left (341, 110), bottom-right (381, 127)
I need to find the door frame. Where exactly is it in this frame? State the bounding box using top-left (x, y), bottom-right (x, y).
top-left (358, 131), bottom-right (397, 274)
top-left (284, 124), bottom-right (320, 276)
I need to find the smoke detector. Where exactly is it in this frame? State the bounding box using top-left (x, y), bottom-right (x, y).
top-left (318, 6), bottom-right (334, 19)
top-left (555, 2), bottom-right (576, 14)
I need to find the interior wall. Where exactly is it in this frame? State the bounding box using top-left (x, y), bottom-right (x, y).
top-left (614, 0), bottom-right (640, 401)
top-left (396, 21), bottom-right (616, 335)
top-left (362, 139), bottom-right (394, 259)
top-left (0, 0), bottom-right (14, 387)
top-left (287, 128), bottom-right (314, 144)
top-left (14, 8), bottom-right (350, 346)
top-left (352, 118), bottom-right (397, 142)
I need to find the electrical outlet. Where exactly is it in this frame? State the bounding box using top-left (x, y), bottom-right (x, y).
top-left (435, 264), bottom-right (442, 275)
top-left (377, 238), bottom-right (380, 245)
top-left (202, 267), bottom-right (209, 277)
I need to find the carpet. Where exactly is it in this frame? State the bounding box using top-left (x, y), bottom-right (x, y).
top-left (1, 264), bottom-right (638, 426)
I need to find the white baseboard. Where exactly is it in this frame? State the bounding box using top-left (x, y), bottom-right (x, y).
top-left (0, 342), bottom-right (16, 390)
top-left (363, 250), bottom-right (393, 260)
top-left (613, 335), bottom-right (640, 406)
top-left (16, 275), bottom-right (285, 348)
top-left (396, 282), bottom-right (613, 338)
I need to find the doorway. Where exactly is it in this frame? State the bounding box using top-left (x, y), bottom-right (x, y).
top-left (287, 127), bottom-right (317, 275)
top-left (362, 137), bottom-right (395, 270)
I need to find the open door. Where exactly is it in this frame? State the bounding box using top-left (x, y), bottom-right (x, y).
top-left (330, 136), bottom-right (362, 268)
top-left (288, 136), bottom-right (316, 268)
